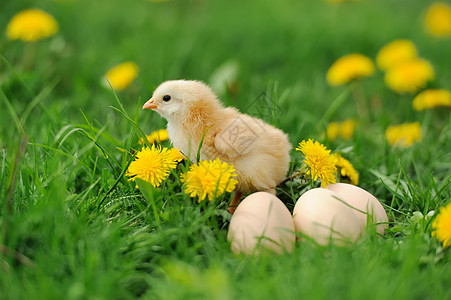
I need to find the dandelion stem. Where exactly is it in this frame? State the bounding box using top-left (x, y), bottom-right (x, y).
top-left (147, 185), bottom-right (161, 227)
top-left (22, 42), bottom-right (36, 70)
top-left (351, 82), bottom-right (369, 120)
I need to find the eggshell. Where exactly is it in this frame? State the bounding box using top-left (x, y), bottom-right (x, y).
top-left (326, 183), bottom-right (388, 234)
top-left (293, 188), bottom-right (362, 246)
top-left (227, 192), bottom-right (295, 254)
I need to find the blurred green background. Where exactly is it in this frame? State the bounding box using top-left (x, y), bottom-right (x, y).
top-left (2, 0), bottom-right (449, 123)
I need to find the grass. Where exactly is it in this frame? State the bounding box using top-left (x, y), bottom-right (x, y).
top-left (1, 0), bottom-right (451, 299)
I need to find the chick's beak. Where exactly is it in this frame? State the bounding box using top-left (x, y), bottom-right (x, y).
top-left (143, 98), bottom-right (158, 110)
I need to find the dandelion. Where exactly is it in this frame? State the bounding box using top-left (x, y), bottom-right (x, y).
top-left (331, 153), bottom-right (359, 185)
top-left (326, 119), bottom-right (357, 142)
top-left (385, 122), bottom-right (422, 148)
top-left (296, 139), bottom-right (337, 187)
top-left (425, 3), bottom-right (451, 37)
top-left (326, 54), bottom-right (375, 86)
top-left (181, 158), bottom-right (238, 202)
top-left (412, 89), bottom-right (451, 111)
top-left (6, 9), bottom-right (59, 42)
top-left (105, 61), bottom-right (139, 91)
top-left (126, 145), bottom-right (180, 188)
top-left (376, 40), bottom-right (417, 71)
top-left (340, 119), bottom-right (357, 140)
top-left (326, 122), bottom-right (340, 142)
top-left (432, 202), bottom-right (451, 248)
top-left (168, 148), bottom-right (185, 162)
top-left (384, 58), bottom-right (434, 94)
top-left (140, 129), bottom-right (169, 144)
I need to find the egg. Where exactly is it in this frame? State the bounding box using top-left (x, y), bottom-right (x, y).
top-left (227, 192), bottom-right (295, 254)
top-left (326, 183), bottom-right (388, 234)
top-left (293, 188), bottom-right (362, 246)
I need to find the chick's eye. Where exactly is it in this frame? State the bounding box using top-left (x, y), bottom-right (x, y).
top-left (163, 95), bottom-right (171, 102)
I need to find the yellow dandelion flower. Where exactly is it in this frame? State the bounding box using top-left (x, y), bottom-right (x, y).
top-left (425, 3), bottom-right (451, 37)
top-left (331, 153), bottom-right (359, 185)
top-left (376, 40), bottom-right (417, 71)
top-left (126, 145), bottom-right (179, 187)
top-left (432, 202), bottom-right (451, 248)
top-left (6, 9), bottom-right (59, 42)
top-left (105, 61), bottom-right (139, 91)
top-left (181, 158), bottom-right (238, 202)
top-left (296, 139), bottom-right (337, 187)
top-left (326, 54), bottom-right (375, 86)
top-left (140, 129), bottom-right (169, 144)
top-left (412, 89), bottom-right (451, 111)
top-left (168, 148), bottom-right (185, 162)
top-left (384, 58), bottom-right (434, 94)
top-left (385, 122), bottom-right (422, 148)
top-left (340, 119), bottom-right (357, 140)
top-left (326, 119), bottom-right (356, 142)
top-left (326, 122), bottom-right (340, 142)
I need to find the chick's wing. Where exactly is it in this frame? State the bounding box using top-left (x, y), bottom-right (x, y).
top-left (214, 115), bottom-right (265, 159)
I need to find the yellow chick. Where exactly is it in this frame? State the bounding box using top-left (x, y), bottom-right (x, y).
top-left (143, 80), bottom-right (291, 212)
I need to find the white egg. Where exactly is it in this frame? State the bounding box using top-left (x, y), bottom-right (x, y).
top-left (326, 183), bottom-right (388, 234)
top-left (293, 188), bottom-right (362, 246)
top-left (227, 192), bottom-right (295, 254)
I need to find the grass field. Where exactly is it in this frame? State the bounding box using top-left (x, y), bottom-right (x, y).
top-left (1, 0), bottom-right (451, 299)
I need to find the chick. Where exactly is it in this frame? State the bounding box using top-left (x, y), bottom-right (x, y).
top-left (143, 80), bottom-right (291, 212)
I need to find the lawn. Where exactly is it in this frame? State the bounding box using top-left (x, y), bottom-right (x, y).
top-left (1, 0), bottom-right (450, 299)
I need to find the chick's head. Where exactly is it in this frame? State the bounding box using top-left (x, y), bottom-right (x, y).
top-left (143, 80), bottom-right (221, 123)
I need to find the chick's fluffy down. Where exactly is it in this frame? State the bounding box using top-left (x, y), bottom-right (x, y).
top-left (203, 110), bottom-right (291, 194)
